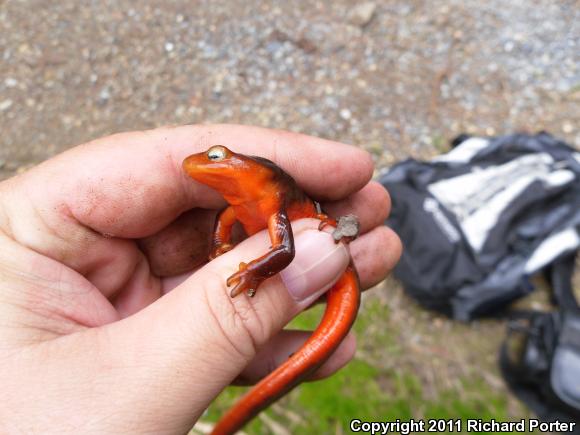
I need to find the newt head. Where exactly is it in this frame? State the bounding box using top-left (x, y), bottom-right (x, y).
top-left (182, 145), bottom-right (275, 201)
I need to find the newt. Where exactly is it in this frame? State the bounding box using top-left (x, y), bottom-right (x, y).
top-left (183, 145), bottom-right (361, 435)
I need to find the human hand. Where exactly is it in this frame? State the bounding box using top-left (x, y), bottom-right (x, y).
top-left (0, 124), bottom-right (401, 433)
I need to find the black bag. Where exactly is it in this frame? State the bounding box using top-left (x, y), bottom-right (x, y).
top-left (500, 253), bottom-right (580, 427)
top-left (380, 132), bottom-right (580, 321)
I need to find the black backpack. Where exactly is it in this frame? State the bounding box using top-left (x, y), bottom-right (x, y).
top-left (500, 253), bottom-right (580, 427)
top-left (380, 132), bottom-right (580, 424)
top-left (380, 132), bottom-right (580, 321)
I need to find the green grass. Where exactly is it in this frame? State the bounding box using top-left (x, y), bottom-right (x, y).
top-left (195, 290), bottom-right (535, 434)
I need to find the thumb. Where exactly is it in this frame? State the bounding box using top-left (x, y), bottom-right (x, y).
top-left (107, 219), bottom-right (349, 429)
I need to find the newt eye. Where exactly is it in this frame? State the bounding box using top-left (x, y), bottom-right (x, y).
top-left (207, 145), bottom-right (227, 161)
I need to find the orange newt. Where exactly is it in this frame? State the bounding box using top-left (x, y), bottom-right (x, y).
top-left (183, 145), bottom-right (361, 435)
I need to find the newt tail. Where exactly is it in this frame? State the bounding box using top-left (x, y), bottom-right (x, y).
top-left (212, 265), bottom-right (359, 434)
top-left (183, 145), bottom-right (361, 435)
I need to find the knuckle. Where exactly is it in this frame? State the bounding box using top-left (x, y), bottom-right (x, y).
top-left (371, 181), bottom-right (392, 219)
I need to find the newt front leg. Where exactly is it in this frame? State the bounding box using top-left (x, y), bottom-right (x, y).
top-left (226, 209), bottom-right (295, 297)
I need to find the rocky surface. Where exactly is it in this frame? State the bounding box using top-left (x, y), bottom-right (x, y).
top-left (0, 0), bottom-right (578, 179)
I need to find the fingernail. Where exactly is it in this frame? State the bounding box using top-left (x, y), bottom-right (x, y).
top-left (280, 230), bottom-right (349, 302)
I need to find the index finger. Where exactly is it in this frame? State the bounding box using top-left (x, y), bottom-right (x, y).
top-left (8, 124), bottom-right (373, 238)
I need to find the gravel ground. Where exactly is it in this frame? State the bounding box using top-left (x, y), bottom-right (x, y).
top-left (0, 1), bottom-right (578, 177)
top-left (0, 0), bottom-right (578, 430)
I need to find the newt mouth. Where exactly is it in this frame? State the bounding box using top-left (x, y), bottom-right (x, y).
top-left (182, 154), bottom-right (215, 176)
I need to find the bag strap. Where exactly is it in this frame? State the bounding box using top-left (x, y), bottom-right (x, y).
top-left (547, 252), bottom-right (579, 314)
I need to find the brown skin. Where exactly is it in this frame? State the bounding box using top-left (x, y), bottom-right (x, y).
top-left (183, 145), bottom-right (361, 435)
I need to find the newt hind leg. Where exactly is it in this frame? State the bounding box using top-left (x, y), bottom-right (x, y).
top-left (209, 206), bottom-right (237, 260)
top-left (316, 213), bottom-right (337, 232)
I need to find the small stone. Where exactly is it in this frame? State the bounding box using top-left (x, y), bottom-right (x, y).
top-left (562, 121), bottom-right (574, 134)
top-left (302, 22), bottom-right (361, 54)
top-left (174, 105), bottom-right (186, 117)
top-left (4, 78), bottom-right (18, 88)
top-left (420, 135), bottom-right (433, 145)
top-left (60, 114), bottom-right (74, 126)
top-left (17, 163), bottom-right (35, 174)
top-left (347, 2), bottom-right (377, 27)
top-left (0, 99), bottom-right (13, 111)
top-left (453, 30), bottom-right (463, 40)
top-left (164, 41), bottom-right (175, 52)
top-left (188, 106), bottom-right (202, 115)
top-left (98, 87), bottom-right (111, 103)
top-left (367, 142), bottom-right (383, 155)
top-left (339, 108), bottom-right (352, 120)
top-left (332, 214), bottom-right (360, 241)
top-left (265, 40), bottom-right (282, 55)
